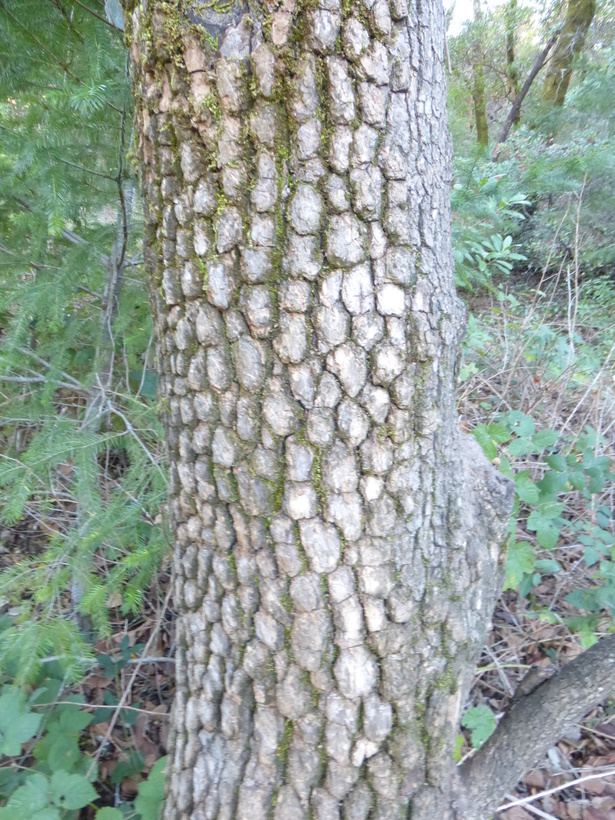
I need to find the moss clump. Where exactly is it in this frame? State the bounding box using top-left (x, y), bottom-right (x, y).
top-left (276, 718), bottom-right (294, 764)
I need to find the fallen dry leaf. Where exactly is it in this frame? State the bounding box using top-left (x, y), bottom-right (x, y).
top-left (500, 807), bottom-right (534, 819)
top-left (523, 768), bottom-right (547, 789)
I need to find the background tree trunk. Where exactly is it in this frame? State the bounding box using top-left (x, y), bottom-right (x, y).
top-left (471, 0), bottom-right (489, 149)
top-left (496, 29), bottom-right (560, 148)
top-left (542, 0), bottom-right (596, 105)
top-left (124, 0), bottom-right (512, 817)
top-left (505, 0), bottom-right (520, 97)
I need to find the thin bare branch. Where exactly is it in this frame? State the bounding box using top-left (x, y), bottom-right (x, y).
top-left (495, 29), bottom-right (560, 149)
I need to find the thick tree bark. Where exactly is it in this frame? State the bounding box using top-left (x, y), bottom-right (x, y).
top-left (542, 0), bottom-right (596, 105)
top-left (124, 0), bottom-right (516, 817)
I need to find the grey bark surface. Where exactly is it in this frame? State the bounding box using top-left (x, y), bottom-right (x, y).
top-left (125, 0), bottom-right (514, 816)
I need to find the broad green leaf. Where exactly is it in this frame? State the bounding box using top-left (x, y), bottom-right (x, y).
top-left (519, 572), bottom-right (539, 597)
top-left (532, 430), bottom-right (559, 448)
top-left (599, 562), bottom-right (615, 581)
top-left (135, 756), bottom-right (168, 820)
top-left (595, 528), bottom-right (615, 546)
top-left (594, 584), bottom-right (615, 612)
top-left (565, 588), bottom-right (603, 612)
top-left (111, 750), bottom-right (145, 784)
top-left (527, 506), bottom-right (564, 550)
top-left (472, 425), bottom-right (497, 461)
top-left (545, 453), bottom-right (566, 471)
top-left (507, 437), bottom-right (534, 457)
top-left (0, 689), bottom-right (42, 757)
top-left (59, 708), bottom-right (93, 733)
top-left (536, 500), bottom-right (565, 517)
top-left (0, 773), bottom-right (50, 818)
top-left (536, 520), bottom-right (562, 550)
top-left (97, 810), bottom-right (124, 819)
top-left (0, 766), bottom-right (21, 800)
top-left (588, 474), bottom-right (605, 494)
top-left (584, 546), bottom-right (602, 567)
top-left (50, 771), bottom-right (97, 811)
top-left (504, 411), bottom-right (535, 437)
top-left (565, 616), bottom-right (600, 648)
top-left (504, 541), bottom-right (535, 591)
top-left (535, 559), bottom-right (561, 574)
top-left (461, 705), bottom-right (496, 749)
top-left (47, 735), bottom-right (81, 772)
top-left (30, 680), bottom-right (63, 707)
top-left (514, 472), bottom-right (539, 505)
top-left (486, 423), bottom-right (511, 443)
top-left (498, 454), bottom-right (514, 478)
top-left (537, 471), bottom-right (568, 497)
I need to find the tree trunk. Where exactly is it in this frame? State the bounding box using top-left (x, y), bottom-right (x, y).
top-left (542, 0), bottom-right (596, 105)
top-left (472, 0), bottom-right (489, 148)
top-left (496, 30), bottom-right (560, 149)
top-left (505, 0), bottom-right (520, 97)
top-left (124, 0), bottom-right (514, 816)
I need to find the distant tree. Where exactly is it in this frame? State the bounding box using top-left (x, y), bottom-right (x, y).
top-left (542, 0), bottom-right (597, 104)
top-left (505, 0), bottom-right (521, 96)
top-left (472, 0), bottom-right (490, 147)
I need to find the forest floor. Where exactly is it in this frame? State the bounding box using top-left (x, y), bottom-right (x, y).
top-left (459, 270), bottom-right (615, 819)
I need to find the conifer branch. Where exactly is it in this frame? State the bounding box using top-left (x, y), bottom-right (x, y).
top-left (68, 0), bottom-right (124, 32)
top-left (56, 157), bottom-right (119, 181)
top-left (0, 1), bottom-right (122, 113)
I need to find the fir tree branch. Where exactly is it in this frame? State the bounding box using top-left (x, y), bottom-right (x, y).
top-left (56, 157), bottom-right (119, 181)
top-left (0, 375), bottom-right (84, 390)
top-left (13, 195), bottom-right (111, 265)
top-left (105, 399), bottom-right (168, 488)
top-left (0, 1), bottom-right (122, 113)
top-left (68, 0), bottom-right (124, 32)
top-left (16, 347), bottom-right (83, 388)
top-left (50, 0), bottom-right (85, 42)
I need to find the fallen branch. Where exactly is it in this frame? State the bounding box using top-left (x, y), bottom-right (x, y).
top-left (454, 633), bottom-right (615, 819)
top-left (498, 769), bottom-right (615, 812)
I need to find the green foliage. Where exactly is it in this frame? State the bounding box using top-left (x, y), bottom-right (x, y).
top-left (472, 414), bottom-right (615, 623)
top-left (0, 675), bottom-right (163, 817)
top-left (97, 634), bottom-right (146, 679)
top-left (448, 1), bottom-right (615, 287)
top-left (134, 756), bottom-right (168, 820)
top-left (451, 164), bottom-right (530, 290)
top-left (0, 0), bottom-right (168, 683)
top-left (0, 688), bottom-right (41, 757)
top-left (461, 705), bottom-right (497, 749)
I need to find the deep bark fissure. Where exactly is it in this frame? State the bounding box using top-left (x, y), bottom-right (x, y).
top-left (126, 0), bottom-right (514, 817)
